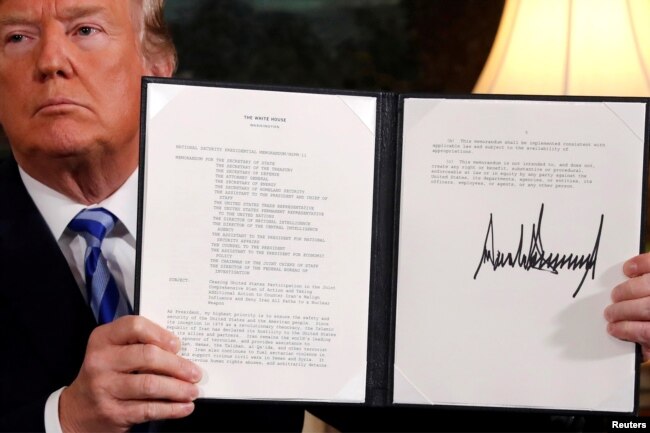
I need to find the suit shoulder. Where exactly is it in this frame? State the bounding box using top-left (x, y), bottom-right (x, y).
top-left (0, 152), bottom-right (15, 178)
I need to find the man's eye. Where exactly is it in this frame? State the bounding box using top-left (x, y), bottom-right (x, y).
top-left (7, 34), bottom-right (25, 43)
top-left (77, 27), bottom-right (97, 36)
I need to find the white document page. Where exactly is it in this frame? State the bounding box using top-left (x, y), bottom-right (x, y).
top-left (139, 83), bottom-right (376, 402)
top-left (395, 98), bottom-right (645, 412)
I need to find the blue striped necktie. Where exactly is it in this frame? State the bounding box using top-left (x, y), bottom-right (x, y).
top-left (68, 208), bottom-right (132, 324)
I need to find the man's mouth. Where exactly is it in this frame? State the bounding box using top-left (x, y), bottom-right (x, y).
top-left (35, 97), bottom-right (87, 115)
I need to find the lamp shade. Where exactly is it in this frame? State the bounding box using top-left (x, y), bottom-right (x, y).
top-left (474, 0), bottom-right (650, 95)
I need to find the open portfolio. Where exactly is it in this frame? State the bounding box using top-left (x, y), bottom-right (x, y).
top-left (136, 77), bottom-right (648, 414)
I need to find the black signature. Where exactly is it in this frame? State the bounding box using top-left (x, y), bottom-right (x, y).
top-left (473, 204), bottom-right (604, 297)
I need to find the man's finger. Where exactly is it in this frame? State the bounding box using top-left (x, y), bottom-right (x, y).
top-left (607, 320), bottom-right (650, 346)
top-left (623, 252), bottom-right (650, 278)
top-left (97, 316), bottom-right (180, 353)
top-left (611, 273), bottom-right (650, 302)
top-left (111, 373), bottom-right (199, 402)
top-left (604, 297), bottom-right (650, 323)
top-left (114, 343), bottom-right (202, 383)
top-left (123, 401), bottom-right (196, 425)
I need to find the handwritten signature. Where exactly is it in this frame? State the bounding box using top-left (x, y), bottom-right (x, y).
top-left (473, 204), bottom-right (604, 297)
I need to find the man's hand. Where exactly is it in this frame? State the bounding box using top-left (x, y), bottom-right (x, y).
top-left (59, 316), bottom-right (202, 433)
top-left (605, 252), bottom-right (650, 361)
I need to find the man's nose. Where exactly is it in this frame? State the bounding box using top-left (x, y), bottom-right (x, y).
top-left (35, 27), bottom-right (73, 80)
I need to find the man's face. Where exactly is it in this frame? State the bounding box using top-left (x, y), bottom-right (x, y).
top-left (0, 0), bottom-right (154, 165)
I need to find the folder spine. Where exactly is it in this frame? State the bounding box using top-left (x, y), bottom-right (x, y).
top-left (365, 91), bottom-right (399, 406)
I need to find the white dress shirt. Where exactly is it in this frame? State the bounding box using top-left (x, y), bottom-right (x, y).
top-left (19, 167), bottom-right (139, 433)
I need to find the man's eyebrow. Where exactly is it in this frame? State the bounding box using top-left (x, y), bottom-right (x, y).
top-left (0, 15), bottom-right (37, 27)
top-left (0, 5), bottom-right (110, 28)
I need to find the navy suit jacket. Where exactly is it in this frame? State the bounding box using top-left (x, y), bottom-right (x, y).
top-left (0, 156), bottom-right (303, 432)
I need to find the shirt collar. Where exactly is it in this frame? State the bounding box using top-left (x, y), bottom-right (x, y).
top-left (19, 167), bottom-right (139, 240)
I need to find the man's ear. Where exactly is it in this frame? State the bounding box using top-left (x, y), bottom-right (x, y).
top-left (145, 54), bottom-right (175, 78)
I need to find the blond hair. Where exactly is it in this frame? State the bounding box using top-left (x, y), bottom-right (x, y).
top-left (136, 0), bottom-right (177, 73)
